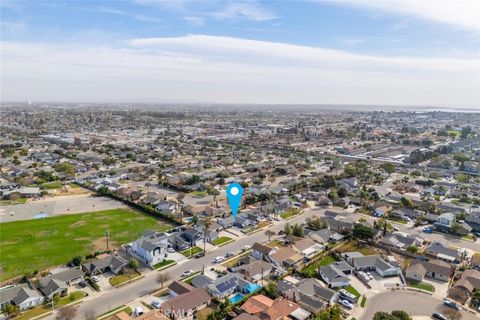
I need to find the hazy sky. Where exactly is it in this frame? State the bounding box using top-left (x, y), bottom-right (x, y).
top-left (1, 0), bottom-right (479, 108)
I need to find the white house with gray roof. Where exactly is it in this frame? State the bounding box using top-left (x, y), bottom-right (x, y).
top-left (130, 230), bottom-right (171, 267)
top-left (0, 284), bottom-right (44, 310)
top-left (342, 252), bottom-right (400, 277)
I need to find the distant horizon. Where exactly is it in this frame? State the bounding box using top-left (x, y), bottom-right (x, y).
top-left (1, 101), bottom-right (479, 112)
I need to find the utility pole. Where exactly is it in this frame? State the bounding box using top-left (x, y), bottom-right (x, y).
top-left (105, 230), bottom-right (110, 251)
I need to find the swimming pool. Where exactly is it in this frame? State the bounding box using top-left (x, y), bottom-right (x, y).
top-left (229, 293), bottom-right (245, 304)
top-left (245, 283), bottom-right (261, 293)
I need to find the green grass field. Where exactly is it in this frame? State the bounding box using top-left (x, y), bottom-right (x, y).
top-left (0, 208), bottom-right (173, 281)
top-left (181, 246), bottom-right (203, 257)
top-left (211, 236), bottom-right (233, 246)
top-left (408, 281), bottom-right (435, 292)
top-left (301, 255), bottom-right (337, 277)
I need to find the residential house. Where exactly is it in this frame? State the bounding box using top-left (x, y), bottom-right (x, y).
top-left (434, 212), bottom-right (455, 232)
top-left (342, 252), bottom-right (400, 277)
top-left (200, 273), bottom-right (260, 299)
top-left (130, 230), bottom-right (171, 267)
top-left (160, 287), bottom-right (211, 320)
top-left (451, 269), bottom-right (480, 299)
top-left (309, 229), bottom-right (344, 244)
top-left (405, 259), bottom-right (451, 282)
top-left (0, 284), bottom-right (44, 310)
top-left (318, 263), bottom-right (351, 288)
top-left (241, 295), bottom-right (302, 320)
top-left (252, 242), bottom-right (274, 262)
top-left (232, 260), bottom-right (273, 282)
top-left (82, 254), bottom-right (128, 275)
top-left (291, 238), bottom-right (324, 258)
top-left (269, 247), bottom-right (303, 269)
top-left (279, 278), bottom-right (338, 314)
top-left (425, 242), bottom-right (462, 264)
top-left (156, 200), bottom-right (178, 215)
top-left (168, 281), bottom-right (195, 296)
top-left (378, 233), bottom-right (419, 250)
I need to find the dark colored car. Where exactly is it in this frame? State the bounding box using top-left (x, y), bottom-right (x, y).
top-left (79, 281), bottom-right (88, 288)
top-left (432, 312), bottom-right (447, 320)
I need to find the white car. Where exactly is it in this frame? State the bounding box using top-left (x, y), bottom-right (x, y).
top-left (167, 248), bottom-right (175, 253)
top-left (366, 272), bottom-right (374, 280)
top-left (213, 256), bottom-right (225, 264)
top-left (91, 276), bottom-right (100, 282)
top-left (339, 289), bottom-right (356, 302)
top-left (151, 300), bottom-right (161, 309)
top-left (339, 299), bottom-right (353, 309)
top-left (242, 245), bottom-right (251, 251)
top-left (181, 270), bottom-right (194, 277)
top-left (134, 307), bottom-right (144, 316)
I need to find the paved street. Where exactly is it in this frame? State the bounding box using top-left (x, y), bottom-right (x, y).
top-left (360, 291), bottom-right (478, 320)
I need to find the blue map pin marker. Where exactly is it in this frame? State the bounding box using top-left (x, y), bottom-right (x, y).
top-left (226, 182), bottom-right (243, 219)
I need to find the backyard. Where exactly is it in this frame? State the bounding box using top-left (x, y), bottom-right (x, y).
top-left (301, 255), bottom-right (337, 277)
top-left (0, 208), bottom-right (173, 281)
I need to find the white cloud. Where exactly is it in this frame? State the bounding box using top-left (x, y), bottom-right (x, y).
top-left (96, 6), bottom-right (161, 23)
top-left (183, 16), bottom-right (205, 27)
top-left (1, 35), bottom-right (479, 107)
top-left (211, 2), bottom-right (277, 21)
top-left (334, 0), bottom-right (480, 32)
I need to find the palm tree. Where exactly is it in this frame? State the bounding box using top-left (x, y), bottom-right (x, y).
top-left (203, 215), bottom-right (212, 254)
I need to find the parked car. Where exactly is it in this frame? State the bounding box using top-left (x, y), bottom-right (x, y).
top-left (339, 289), bottom-right (357, 302)
top-left (366, 272), bottom-right (374, 280)
top-left (151, 300), bottom-right (161, 309)
top-left (242, 245), bottom-right (251, 251)
top-left (91, 276), bottom-right (100, 282)
top-left (225, 252), bottom-right (234, 258)
top-left (181, 270), bottom-right (194, 277)
top-left (443, 299), bottom-right (462, 310)
top-left (431, 313), bottom-right (447, 320)
top-left (358, 271), bottom-right (370, 282)
top-left (423, 227), bottom-right (433, 234)
top-left (134, 307), bottom-right (144, 316)
top-left (339, 299), bottom-right (353, 309)
top-left (79, 281), bottom-right (88, 288)
top-left (213, 256), bottom-right (225, 264)
top-left (167, 247), bottom-right (175, 253)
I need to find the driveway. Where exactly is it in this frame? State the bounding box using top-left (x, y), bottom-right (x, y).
top-left (361, 291), bottom-right (478, 320)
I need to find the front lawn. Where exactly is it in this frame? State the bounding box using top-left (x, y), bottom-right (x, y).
top-left (462, 234), bottom-right (476, 241)
top-left (344, 285), bottom-right (361, 299)
top-left (0, 208), bottom-right (173, 281)
top-left (189, 191), bottom-right (208, 197)
top-left (41, 181), bottom-right (64, 189)
top-left (408, 281), bottom-right (435, 292)
top-left (211, 236), bottom-right (233, 246)
top-left (16, 291), bottom-right (86, 320)
top-left (153, 259), bottom-right (176, 270)
top-left (181, 246), bottom-right (203, 257)
top-left (280, 208), bottom-right (300, 219)
top-left (360, 296), bottom-right (367, 307)
top-left (109, 271), bottom-right (142, 286)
